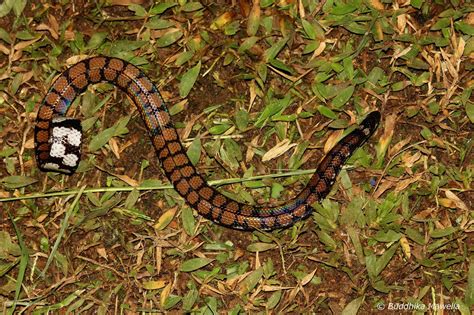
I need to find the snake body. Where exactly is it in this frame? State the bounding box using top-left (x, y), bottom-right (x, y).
top-left (35, 56), bottom-right (380, 231)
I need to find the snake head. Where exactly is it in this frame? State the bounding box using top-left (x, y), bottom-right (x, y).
top-left (36, 117), bottom-right (82, 175)
top-left (358, 111), bottom-right (381, 137)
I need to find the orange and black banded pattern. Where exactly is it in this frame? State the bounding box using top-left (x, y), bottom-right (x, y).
top-left (35, 56), bottom-right (381, 231)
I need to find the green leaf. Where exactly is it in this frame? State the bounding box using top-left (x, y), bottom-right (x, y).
top-left (0, 2), bottom-right (12, 18)
top-left (220, 138), bottom-right (241, 170)
top-left (317, 105), bottom-right (337, 119)
top-left (246, 242), bottom-right (277, 252)
top-left (1, 176), bottom-right (37, 189)
top-left (331, 86), bottom-right (354, 108)
top-left (181, 2), bottom-right (203, 12)
top-left (124, 189), bottom-right (140, 209)
top-left (0, 27), bottom-right (11, 43)
top-left (342, 296), bottom-right (364, 315)
top-left (179, 61), bottom-right (201, 98)
top-left (430, 18), bottom-right (451, 31)
top-left (430, 226), bottom-right (457, 238)
top-left (331, 2), bottom-right (357, 15)
top-left (142, 280), bottom-right (166, 290)
top-left (239, 267), bottom-right (263, 295)
top-left (375, 243), bottom-right (399, 277)
top-left (410, 0), bottom-right (424, 9)
top-left (455, 21), bottom-right (474, 36)
top-left (0, 231), bottom-right (21, 259)
top-left (315, 230), bottom-right (337, 251)
top-left (89, 115), bottom-right (130, 152)
top-left (235, 109), bottom-right (249, 130)
top-left (466, 261), bottom-right (474, 306)
top-left (405, 227), bottom-right (426, 245)
top-left (209, 124), bottom-right (231, 135)
top-left (156, 29), bottom-right (183, 48)
top-left (86, 32), bottom-right (108, 50)
top-left (373, 230), bottom-right (402, 243)
top-left (246, 3), bottom-right (260, 36)
top-left (347, 227), bottom-right (365, 264)
top-left (182, 287), bottom-right (198, 310)
top-left (150, 2), bottom-right (177, 14)
top-left (302, 19), bottom-right (316, 40)
top-left (181, 207), bottom-right (195, 236)
top-left (128, 4), bottom-right (147, 17)
top-left (180, 257), bottom-right (213, 272)
top-left (145, 17), bottom-right (174, 30)
top-left (264, 37), bottom-right (289, 62)
top-left (8, 211), bottom-right (29, 313)
top-left (169, 100), bottom-right (187, 115)
top-left (12, 0), bottom-right (26, 16)
top-left (269, 58), bottom-right (294, 74)
top-left (267, 290), bottom-right (282, 310)
top-left (187, 137), bottom-right (201, 166)
top-left (466, 101), bottom-right (474, 123)
top-left (255, 95), bottom-right (291, 127)
top-left (0, 146), bottom-right (16, 158)
top-left (238, 36), bottom-right (259, 54)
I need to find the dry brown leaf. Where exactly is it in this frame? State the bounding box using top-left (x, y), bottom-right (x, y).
top-left (109, 137), bottom-right (121, 160)
top-left (324, 129), bottom-right (343, 154)
top-left (262, 285), bottom-right (294, 291)
top-left (14, 38), bottom-right (40, 51)
top-left (454, 36), bottom-right (465, 62)
top-left (310, 40), bottom-right (326, 60)
top-left (374, 20), bottom-right (384, 41)
top-left (96, 247), bottom-right (108, 260)
top-left (66, 55), bottom-right (89, 65)
top-left (247, 0), bottom-right (260, 36)
top-left (37, 213), bottom-right (48, 223)
top-left (298, 0), bottom-right (305, 18)
top-left (115, 174), bottom-right (139, 187)
top-left (0, 190), bottom-right (10, 198)
top-left (24, 137), bottom-right (34, 149)
top-left (109, 0), bottom-right (145, 5)
top-left (143, 280), bottom-right (167, 290)
top-left (135, 248), bottom-right (144, 266)
top-left (444, 190), bottom-right (469, 211)
top-left (395, 174), bottom-right (422, 192)
top-left (399, 236), bottom-right (411, 259)
top-left (0, 43), bottom-right (10, 55)
top-left (12, 49), bottom-right (22, 62)
top-left (36, 23), bottom-right (57, 40)
top-left (412, 208), bottom-right (435, 221)
top-left (397, 14), bottom-right (407, 33)
top-left (216, 282), bottom-right (228, 295)
top-left (401, 151), bottom-right (421, 168)
top-left (248, 80), bottom-right (258, 110)
top-left (211, 12), bottom-right (233, 30)
top-left (378, 113), bottom-right (396, 156)
top-left (155, 246), bottom-right (162, 275)
top-left (466, 12), bottom-right (474, 25)
top-left (369, 0), bottom-right (384, 10)
top-left (300, 268), bottom-right (317, 286)
top-left (374, 178), bottom-right (396, 198)
top-left (437, 122), bottom-right (456, 132)
top-left (262, 138), bottom-right (297, 162)
top-left (245, 135), bottom-right (259, 162)
top-left (388, 136), bottom-right (412, 157)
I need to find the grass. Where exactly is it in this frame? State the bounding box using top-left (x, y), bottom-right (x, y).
top-left (0, 0), bottom-right (473, 313)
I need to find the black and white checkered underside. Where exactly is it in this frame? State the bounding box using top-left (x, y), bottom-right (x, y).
top-left (40, 117), bottom-right (82, 174)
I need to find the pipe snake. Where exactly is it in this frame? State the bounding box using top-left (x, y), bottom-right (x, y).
top-left (35, 56), bottom-right (380, 231)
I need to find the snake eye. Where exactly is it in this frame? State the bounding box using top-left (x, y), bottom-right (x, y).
top-left (38, 117), bottom-right (82, 175)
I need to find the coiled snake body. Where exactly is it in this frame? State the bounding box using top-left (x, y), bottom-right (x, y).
top-left (35, 56), bottom-right (380, 231)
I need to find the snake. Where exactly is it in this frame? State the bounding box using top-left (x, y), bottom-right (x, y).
top-left (35, 56), bottom-right (380, 231)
